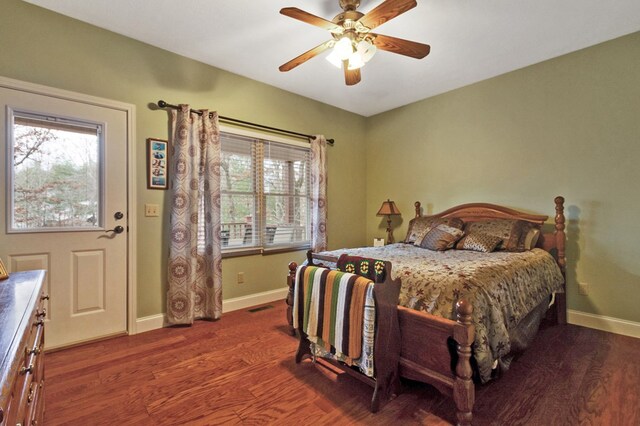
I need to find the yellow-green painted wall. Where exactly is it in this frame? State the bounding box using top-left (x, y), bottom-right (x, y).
top-left (0, 0), bottom-right (368, 317)
top-left (2, 0), bottom-right (638, 324)
top-left (367, 32), bottom-right (640, 323)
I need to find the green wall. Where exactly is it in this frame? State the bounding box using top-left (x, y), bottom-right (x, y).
top-left (0, 0), bottom-right (368, 318)
top-left (2, 0), bottom-right (638, 324)
top-left (367, 32), bottom-right (640, 323)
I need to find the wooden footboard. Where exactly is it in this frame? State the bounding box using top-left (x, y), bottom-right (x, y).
top-left (397, 303), bottom-right (475, 426)
top-left (286, 255), bottom-right (475, 425)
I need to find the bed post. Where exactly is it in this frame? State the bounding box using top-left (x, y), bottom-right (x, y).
top-left (414, 201), bottom-right (421, 218)
top-left (453, 299), bottom-right (475, 426)
top-left (286, 262), bottom-right (298, 336)
top-left (554, 196), bottom-right (567, 324)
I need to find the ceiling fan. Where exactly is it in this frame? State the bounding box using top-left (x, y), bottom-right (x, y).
top-left (279, 0), bottom-right (430, 86)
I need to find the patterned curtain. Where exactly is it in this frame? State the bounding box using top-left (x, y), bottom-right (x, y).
top-left (166, 105), bottom-right (222, 324)
top-left (310, 135), bottom-right (328, 252)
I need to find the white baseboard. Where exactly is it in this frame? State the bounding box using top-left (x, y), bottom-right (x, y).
top-left (134, 287), bottom-right (289, 334)
top-left (222, 287), bottom-right (289, 313)
top-left (568, 309), bottom-right (640, 339)
top-left (135, 313), bottom-right (167, 334)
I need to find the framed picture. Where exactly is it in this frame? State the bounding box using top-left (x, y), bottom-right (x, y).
top-left (147, 138), bottom-right (169, 190)
top-left (0, 258), bottom-right (9, 280)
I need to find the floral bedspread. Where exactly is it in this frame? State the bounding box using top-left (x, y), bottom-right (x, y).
top-left (315, 244), bottom-right (565, 383)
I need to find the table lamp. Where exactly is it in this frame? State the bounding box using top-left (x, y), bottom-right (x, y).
top-left (377, 199), bottom-right (401, 244)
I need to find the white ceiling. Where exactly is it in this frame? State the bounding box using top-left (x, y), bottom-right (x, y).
top-left (24, 0), bottom-right (640, 117)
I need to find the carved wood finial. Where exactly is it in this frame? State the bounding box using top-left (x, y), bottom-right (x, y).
top-left (414, 201), bottom-right (421, 218)
top-left (286, 262), bottom-right (299, 336)
top-left (455, 299), bottom-right (473, 324)
top-left (554, 196), bottom-right (566, 274)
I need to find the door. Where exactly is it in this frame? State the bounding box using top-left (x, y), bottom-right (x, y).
top-left (0, 83), bottom-right (129, 349)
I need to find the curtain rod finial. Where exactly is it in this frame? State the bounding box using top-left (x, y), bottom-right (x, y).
top-left (157, 100), bottom-right (167, 108)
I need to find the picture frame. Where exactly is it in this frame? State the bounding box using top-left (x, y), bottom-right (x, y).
top-left (0, 258), bottom-right (9, 280)
top-left (147, 138), bottom-right (169, 190)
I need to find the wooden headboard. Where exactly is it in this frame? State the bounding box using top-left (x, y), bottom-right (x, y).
top-left (413, 196), bottom-right (566, 275)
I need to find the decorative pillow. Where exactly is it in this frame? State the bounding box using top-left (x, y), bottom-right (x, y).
top-left (416, 224), bottom-right (464, 251)
top-left (523, 228), bottom-right (541, 250)
top-left (404, 217), bottom-right (464, 244)
top-left (456, 232), bottom-right (502, 253)
top-left (461, 219), bottom-right (532, 251)
top-left (336, 254), bottom-right (387, 283)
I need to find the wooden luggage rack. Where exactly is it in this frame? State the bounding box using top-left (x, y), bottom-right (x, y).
top-left (293, 252), bottom-right (402, 412)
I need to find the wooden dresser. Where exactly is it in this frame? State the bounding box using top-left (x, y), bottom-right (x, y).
top-left (0, 270), bottom-right (47, 426)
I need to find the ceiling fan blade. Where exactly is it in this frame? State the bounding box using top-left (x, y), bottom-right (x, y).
top-left (280, 7), bottom-right (343, 34)
top-left (371, 33), bottom-right (430, 59)
top-left (358, 0), bottom-right (417, 31)
top-left (344, 66), bottom-right (361, 86)
top-left (279, 40), bottom-right (334, 72)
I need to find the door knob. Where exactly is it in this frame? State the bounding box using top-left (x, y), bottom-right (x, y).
top-left (114, 211), bottom-right (124, 220)
top-left (105, 225), bottom-right (125, 234)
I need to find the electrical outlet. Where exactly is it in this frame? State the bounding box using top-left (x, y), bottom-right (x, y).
top-left (145, 204), bottom-right (159, 217)
top-left (578, 282), bottom-right (589, 295)
top-left (237, 272), bottom-right (245, 284)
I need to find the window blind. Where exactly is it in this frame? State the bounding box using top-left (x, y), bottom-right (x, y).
top-left (220, 133), bottom-right (258, 249)
top-left (212, 130), bottom-right (311, 253)
top-left (262, 140), bottom-right (311, 247)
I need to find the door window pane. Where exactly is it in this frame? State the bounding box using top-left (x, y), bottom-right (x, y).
top-left (9, 112), bottom-right (102, 231)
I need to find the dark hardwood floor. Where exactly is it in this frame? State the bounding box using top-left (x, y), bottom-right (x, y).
top-left (45, 300), bottom-right (640, 425)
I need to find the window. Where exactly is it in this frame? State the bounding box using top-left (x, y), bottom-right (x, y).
top-left (219, 130), bottom-right (311, 255)
top-left (8, 110), bottom-right (102, 232)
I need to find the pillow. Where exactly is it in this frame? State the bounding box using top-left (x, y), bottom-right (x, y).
top-left (461, 219), bottom-right (533, 252)
top-left (404, 217), bottom-right (464, 244)
top-left (416, 224), bottom-right (464, 251)
top-left (456, 232), bottom-right (502, 253)
top-left (523, 228), bottom-right (541, 250)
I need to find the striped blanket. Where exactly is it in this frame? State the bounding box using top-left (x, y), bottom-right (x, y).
top-left (293, 265), bottom-right (376, 365)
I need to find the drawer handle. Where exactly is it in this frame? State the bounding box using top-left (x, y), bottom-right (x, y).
top-left (41, 294), bottom-right (50, 301)
top-left (20, 363), bottom-right (34, 375)
top-left (27, 383), bottom-right (35, 403)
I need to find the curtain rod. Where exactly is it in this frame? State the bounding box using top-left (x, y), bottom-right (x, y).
top-left (156, 100), bottom-right (334, 146)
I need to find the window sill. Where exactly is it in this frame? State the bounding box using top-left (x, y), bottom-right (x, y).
top-left (221, 244), bottom-right (310, 259)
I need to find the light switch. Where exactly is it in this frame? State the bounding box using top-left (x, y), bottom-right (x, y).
top-left (145, 204), bottom-right (159, 217)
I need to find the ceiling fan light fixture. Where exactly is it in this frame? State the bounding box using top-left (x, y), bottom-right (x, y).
top-left (347, 52), bottom-right (365, 70)
top-left (279, 0), bottom-right (430, 86)
top-left (356, 39), bottom-right (377, 63)
top-left (325, 50), bottom-right (344, 68)
top-left (334, 36), bottom-right (354, 60)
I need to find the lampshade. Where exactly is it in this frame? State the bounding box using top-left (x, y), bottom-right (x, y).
top-left (377, 199), bottom-right (401, 216)
top-left (334, 37), bottom-right (354, 60)
top-left (356, 39), bottom-right (377, 63)
top-left (325, 50), bottom-right (343, 68)
top-left (347, 52), bottom-right (365, 70)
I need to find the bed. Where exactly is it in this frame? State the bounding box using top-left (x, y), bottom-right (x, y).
top-left (285, 196), bottom-right (567, 425)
